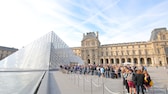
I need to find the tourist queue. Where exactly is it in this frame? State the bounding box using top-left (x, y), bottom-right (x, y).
top-left (60, 64), bottom-right (153, 94)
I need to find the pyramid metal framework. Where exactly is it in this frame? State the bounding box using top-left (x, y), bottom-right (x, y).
top-left (0, 31), bottom-right (83, 94)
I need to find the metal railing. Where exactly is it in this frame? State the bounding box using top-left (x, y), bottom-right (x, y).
top-left (62, 69), bottom-right (168, 94)
top-left (66, 72), bottom-right (123, 94)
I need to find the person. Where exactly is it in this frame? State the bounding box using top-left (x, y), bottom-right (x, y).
top-left (100, 66), bottom-right (104, 77)
top-left (134, 69), bottom-right (145, 94)
top-left (97, 65), bottom-right (101, 77)
top-left (143, 72), bottom-right (151, 91)
top-left (110, 66), bottom-right (115, 79)
top-left (126, 69), bottom-right (136, 94)
top-left (122, 68), bottom-right (129, 93)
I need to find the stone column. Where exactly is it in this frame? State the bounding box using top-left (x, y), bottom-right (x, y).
top-left (144, 57), bottom-right (147, 66)
top-left (119, 57), bottom-right (121, 65)
top-left (131, 58), bottom-right (134, 63)
top-left (151, 57), bottom-right (155, 66)
top-left (108, 57), bottom-right (111, 65)
top-left (103, 58), bottom-right (105, 65)
top-left (114, 57), bottom-right (116, 64)
top-left (137, 58), bottom-right (141, 66)
top-left (162, 56), bottom-right (167, 66)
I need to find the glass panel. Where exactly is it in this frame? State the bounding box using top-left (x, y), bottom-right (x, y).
top-left (0, 71), bottom-right (44, 94)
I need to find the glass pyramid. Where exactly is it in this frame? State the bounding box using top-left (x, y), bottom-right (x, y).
top-left (0, 31), bottom-right (83, 94)
top-left (0, 31), bottom-right (83, 70)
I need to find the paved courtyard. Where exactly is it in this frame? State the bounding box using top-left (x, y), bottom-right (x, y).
top-left (52, 67), bottom-right (168, 94)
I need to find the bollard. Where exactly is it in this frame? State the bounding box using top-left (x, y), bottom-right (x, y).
top-left (152, 86), bottom-right (154, 94)
top-left (122, 78), bottom-right (124, 94)
top-left (78, 74), bottom-right (79, 87)
top-left (83, 75), bottom-right (85, 92)
top-left (166, 87), bottom-right (167, 94)
top-left (98, 78), bottom-right (99, 86)
top-left (74, 74), bottom-right (76, 84)
top-left (102, 82), bottom-right (104, 94)
top-left (165, 85), bottom-right (167, 94)
top-left (91, 78), bottom-right (92, 94)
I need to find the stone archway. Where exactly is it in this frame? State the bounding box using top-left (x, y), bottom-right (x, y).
top-left (121, 58), bottom-right (125, 63)
top-left (134, 58), bottom-right (138, 64)
top-left (140, 58), bottom-right (145, 64)
top-left (127, 58), bottom-right (131, 62)
top-left (88, 59), bottom-right (90, 64)
top-left (100, 59), bottom-right (103, 64)
top-left (105, 59), bottom-right (109, 64)
top-left (116, 58), bottom-right (119, 64)
top-left (147, 58), bottom-right (152, 66)
top-left (111, 59), bottom-right (114, 64)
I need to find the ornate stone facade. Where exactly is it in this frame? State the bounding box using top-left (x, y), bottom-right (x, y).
top-left (0, 46), bottom-right (18, 60)
top-left (72, 28), bottom-right (168, 66)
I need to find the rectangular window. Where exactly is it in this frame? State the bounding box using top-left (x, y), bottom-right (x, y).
top-left (106, 52), bottom-right (108, 56)
top-left (157, 48), bottom-right (160, 54)
top-left (101, 52), bottom-right (103, 56)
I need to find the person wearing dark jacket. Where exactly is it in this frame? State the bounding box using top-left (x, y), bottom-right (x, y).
top-left (134, 69), bottom-right (145, 94)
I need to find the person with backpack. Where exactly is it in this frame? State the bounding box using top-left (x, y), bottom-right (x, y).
top-left (126, 69), bottom-right (136, 94)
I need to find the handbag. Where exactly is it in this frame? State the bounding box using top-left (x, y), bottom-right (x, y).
top-left (149, 80), bottom-right (153, 86)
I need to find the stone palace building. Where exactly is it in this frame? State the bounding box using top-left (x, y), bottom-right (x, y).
top-left (0, 46), bottom-right (18, 60)
top-left (72, 28), bottom-right (168, 66)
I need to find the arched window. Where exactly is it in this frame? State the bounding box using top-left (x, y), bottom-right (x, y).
top-left (111, 59), bottom-right (114, 64)
top-left (134, 58), bottom-right (138, 64)
top-left (140, 58), bottom-right (145, 64)
top-left (88, 59), bottom-right (90, 64)
top-left (127, 58), bottom-right (131, 62)
top-left (100, 59), bottom-right (103, 64)
top-left (122, 58), bottom-right (125, 63)
top-left (147, 58), bottom-right (152, 65)
top-left (106, 59), bottom-right (108, 64)
top-left (116, 58), bottom-right (119, 64)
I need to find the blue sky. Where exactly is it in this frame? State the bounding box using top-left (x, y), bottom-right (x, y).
top-left (0, 0), bottom-right (168, 49)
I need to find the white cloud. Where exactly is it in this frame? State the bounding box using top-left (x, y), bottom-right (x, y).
top-left (0, 0), bottom-right (167, 49)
